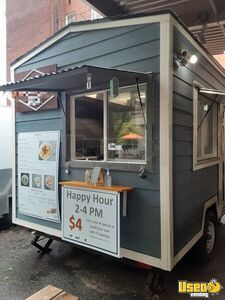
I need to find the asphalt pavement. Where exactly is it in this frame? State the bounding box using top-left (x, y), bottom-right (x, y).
top-left (0, 219), bottom-right (225, 300)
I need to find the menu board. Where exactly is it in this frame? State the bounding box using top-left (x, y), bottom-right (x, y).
top-left (17, 131), bottom-right (60, 222)
top-left (62, 187), bottom-right (120, 257)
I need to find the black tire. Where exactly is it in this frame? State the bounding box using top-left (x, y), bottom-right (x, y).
top-left (193, 210), bottom-right (217, 261)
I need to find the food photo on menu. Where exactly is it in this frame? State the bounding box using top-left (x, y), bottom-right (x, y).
top-left (44, 175), bottom-right (55, 191)
top-left (32, 174), bottom-right (42, 189)
top-left (38, 140), bottom-right (57, 161)
top-left (21, 173), bottom-right (30, 187)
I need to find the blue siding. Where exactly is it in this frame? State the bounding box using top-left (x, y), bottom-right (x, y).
top-left (173, 28), bottom-right (225, 255)
top-left (15, 23), bottom-right (161, 258)
top-left (15, 24), bottom-right (160, 73)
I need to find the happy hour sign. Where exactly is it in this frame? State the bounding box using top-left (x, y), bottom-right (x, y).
top-left (62, 186), bottom-right (120, 257)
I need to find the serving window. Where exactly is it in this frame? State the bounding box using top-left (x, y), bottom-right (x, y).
top-left (69, 84), bottom-right (147, 164)
top-left (193, 83), bottom-right (219, 169)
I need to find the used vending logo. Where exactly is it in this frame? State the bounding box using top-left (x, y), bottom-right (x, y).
top-left (178, 279), bottom-right (222, 298)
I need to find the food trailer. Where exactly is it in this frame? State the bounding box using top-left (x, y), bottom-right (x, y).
top-left (0, 105), bottom-right (12, 218)
top-left (1, 10), bottom-right (225, 280)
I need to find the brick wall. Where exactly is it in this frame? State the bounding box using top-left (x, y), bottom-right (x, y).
top-left (6, 0), bottom-right (92, 80)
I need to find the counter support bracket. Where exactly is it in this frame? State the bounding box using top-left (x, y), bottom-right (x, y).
top-left (122, 191), bottom-right (127, 217)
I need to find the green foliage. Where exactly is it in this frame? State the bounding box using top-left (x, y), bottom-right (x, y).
top-left (111, 111), bottom-right (139, 143)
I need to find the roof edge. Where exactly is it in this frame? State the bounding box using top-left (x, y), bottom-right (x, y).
top-left (10, 9), bottom-right (225, 76)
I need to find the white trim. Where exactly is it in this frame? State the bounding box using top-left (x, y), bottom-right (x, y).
top-left (14, 218), bottom-right (62, 238)
top-left (159, 17), bottom-right (174, 271)
top-left (120, 248), bottom-right (163, 269)
top-left (193, 159), bottom-right (220, 171)
top-left (173, 196), bottom-right (218, 266)
top-left (11, 14), bottom-right (170, 71)
top-left (172, 18), bottom-right (225, 77)
top-left (23, 69), bottom-right (45, 80)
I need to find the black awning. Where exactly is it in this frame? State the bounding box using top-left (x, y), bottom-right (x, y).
top-left (0, 65), bottom-right (149, 93)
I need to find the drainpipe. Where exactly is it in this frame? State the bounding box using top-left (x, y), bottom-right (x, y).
top-left (53, 0), bottom-right (59, 33)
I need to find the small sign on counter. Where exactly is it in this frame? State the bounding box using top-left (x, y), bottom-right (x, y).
top-left (62, 186), bottom-right (120, 257)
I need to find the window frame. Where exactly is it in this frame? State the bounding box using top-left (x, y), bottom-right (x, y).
top-left (91, 9), bottom-right (103, 20)
top-left (67, 80), bottom-right (153, 172)
top-left (65, 12), bottom-right (76, 25)
top-left (193, 81), bottom-right (220, 170)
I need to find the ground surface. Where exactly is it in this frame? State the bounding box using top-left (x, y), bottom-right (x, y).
top-left (0, 220), bottom-right (225, 300)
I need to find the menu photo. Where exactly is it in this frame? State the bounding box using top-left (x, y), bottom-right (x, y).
top-left (17, 131), bottom-right (60, 222)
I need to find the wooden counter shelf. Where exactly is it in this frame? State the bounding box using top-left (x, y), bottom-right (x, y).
top-left (59, 181), bottom-right (134, 192)
top-left (59, 181), bottom-right (134, 217)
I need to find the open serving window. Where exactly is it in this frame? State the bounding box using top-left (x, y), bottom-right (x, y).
top-left (193, 83), bottom-right (225, 170)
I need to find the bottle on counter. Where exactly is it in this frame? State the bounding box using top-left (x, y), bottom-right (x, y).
top-left (105, 169), bottom-right (112, 187)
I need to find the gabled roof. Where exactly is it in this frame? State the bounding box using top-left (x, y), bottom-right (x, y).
top-left (11, 10), bottom-right (177, 67)
top-left (10, 10), bottom-right (225, 76)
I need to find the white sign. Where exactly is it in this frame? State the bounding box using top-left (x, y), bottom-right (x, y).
top-left (17, 131), bottom-right (60, 222)
top-left (63, 187), bottom-right (120, 257)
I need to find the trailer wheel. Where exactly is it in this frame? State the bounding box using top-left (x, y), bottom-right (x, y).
top-left (145, 270), bottom-right (164, 299)
top-left (194, 210), bottom-right (217, 261)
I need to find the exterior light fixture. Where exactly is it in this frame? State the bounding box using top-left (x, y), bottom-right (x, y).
top-left (189, 54), bottom-right (198, 64)
top-left (177, 50), bottom-right (188, 66)
top-left (177, 50), bottom-right (198, 66)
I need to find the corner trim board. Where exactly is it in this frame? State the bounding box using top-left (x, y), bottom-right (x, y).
top-left (159, 17), bottom-right (174, 271)
top-left (120, 248), bottom-right (162, 268)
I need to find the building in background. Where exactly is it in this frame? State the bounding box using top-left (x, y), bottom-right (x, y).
top-left (0, 0), bottom-right (6, 105)
top-left (6, 0), bottom-right (102, 80)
